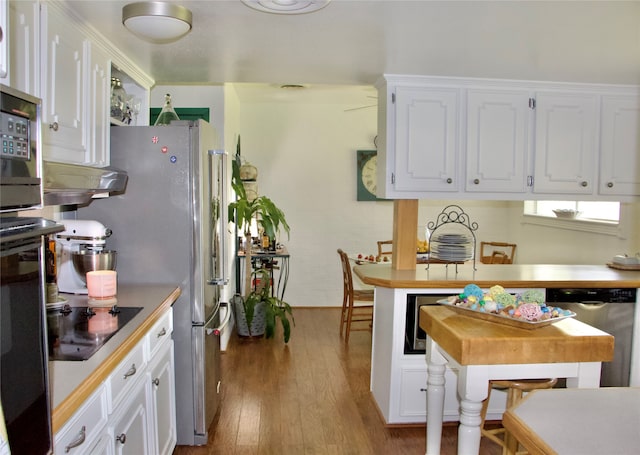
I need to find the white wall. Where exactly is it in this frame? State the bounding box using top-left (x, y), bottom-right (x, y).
top-left (152, 84), bottom-right (640, 310)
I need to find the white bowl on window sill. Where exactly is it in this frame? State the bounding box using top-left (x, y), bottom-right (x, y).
top-left (553, 209), bottom-right (581, 219)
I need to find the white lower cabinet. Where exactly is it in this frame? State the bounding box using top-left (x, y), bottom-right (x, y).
top-left (55, 309), bottom-right (176, 455)
top-left (398, 364), bottom-right (461, 421)
top-left (87, 434), bottom-right (114, 455)
top-left (371, 287), bottom-right (507, 424)
top-left (53, 384), bottom-right (109, 454)
top-left (109, 377), bottom-right (151, 455)
top-left (148, 341), bottom-right (176, 455)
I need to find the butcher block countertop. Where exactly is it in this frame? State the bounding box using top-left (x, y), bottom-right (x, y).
top-left (49, 284), bottom-right (181, 433)
top-left (354, 263), bottom-right (640, 289)
top-left (419, 305), bottom-right (614, 365)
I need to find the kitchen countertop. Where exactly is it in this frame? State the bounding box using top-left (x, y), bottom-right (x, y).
top-left (502, 387), bottom-right (640, 455)
top-left (354, 263), bottom-right (640, 289)
top-left (49, 284), bottom-right (181, 433)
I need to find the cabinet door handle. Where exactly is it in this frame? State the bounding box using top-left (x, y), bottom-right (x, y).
top-left (446, 178), bottom-right (453, 184)
top-left (157, 327), bottom-right (167, 338)
top-left (65, 426), bottom-right (86, 452)
top-left (123, 363), bottom-right (136, 379)
top-left (49, 122), bottom-right (59, 131)
top-left (607, 182), bottom-right (614, 188)
top-left (473, 178), bottom-right (480, 185)
top-left (116, 433), bottom-right (127, 444)
top-left (580, 181), bottom-right (588, 187)
top-left (152, 377), bottom-right (160, 387)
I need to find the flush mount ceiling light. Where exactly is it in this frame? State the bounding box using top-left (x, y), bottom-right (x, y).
top-left (122, 2), bottom-right (192, 43)
top-left (241, 0), bottom-right (331, 14)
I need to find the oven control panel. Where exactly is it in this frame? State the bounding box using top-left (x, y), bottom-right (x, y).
top-left (1, 111), bottom-right (31, 160)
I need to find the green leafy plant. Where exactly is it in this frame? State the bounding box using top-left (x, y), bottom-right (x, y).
top-left (240, 269), bottom-right (294, 342)
top-left (228, 154), bottom-right (292, 342)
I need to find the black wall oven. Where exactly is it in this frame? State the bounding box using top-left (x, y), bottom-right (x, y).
top-left (1, 85), bottom-right (63, 455)
top-left (405, 293), bottom-right (451, 354)
top-left (1, 219), bottom-right (63, 455)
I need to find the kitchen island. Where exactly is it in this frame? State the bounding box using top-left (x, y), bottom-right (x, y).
top-left (353, 263), bottom-right (640, 425)
top-left (49, 284), bottom-right (180, 432)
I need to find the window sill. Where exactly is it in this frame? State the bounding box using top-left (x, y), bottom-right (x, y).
top-left (522, 214), bottom-right (620, 237)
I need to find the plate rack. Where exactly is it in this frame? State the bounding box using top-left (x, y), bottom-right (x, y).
top-left (426, 205), bottom-right (478, 272)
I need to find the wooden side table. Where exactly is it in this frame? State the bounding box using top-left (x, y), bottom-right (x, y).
top-left (419, 305), bottom-right (614, 455)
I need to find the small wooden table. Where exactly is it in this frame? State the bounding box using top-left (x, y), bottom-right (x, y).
top-left (419, 305), bottom-right (614, 455)
top-left (502, 387), bottom-right (640, 455)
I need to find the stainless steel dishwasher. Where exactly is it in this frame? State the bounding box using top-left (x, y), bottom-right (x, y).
top-left (546, 288), bottom-right (637, 387)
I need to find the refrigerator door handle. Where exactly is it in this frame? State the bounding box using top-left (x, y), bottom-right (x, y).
top-left (208, 149), bottom-right (228, 286)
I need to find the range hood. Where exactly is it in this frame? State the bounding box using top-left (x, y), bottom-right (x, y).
top-left (43, 161), bottom-right (128, 206)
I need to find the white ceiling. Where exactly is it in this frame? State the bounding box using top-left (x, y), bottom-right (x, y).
top-left (65, 0), bottom-right (640, 89)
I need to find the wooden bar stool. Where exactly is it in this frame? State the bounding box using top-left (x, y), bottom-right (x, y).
top-left (480, 378), bottom-right (558, 455)
top-left (337, 249), bottom-right (373, 343)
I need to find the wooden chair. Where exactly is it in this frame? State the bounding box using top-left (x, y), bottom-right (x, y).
top-left (377, 240), bottom-right (393, 261)
top-left (480, 378), bottom-right (558, 455)
top-left (337, 249), bottom-right (374, 343)
top-left (480, 241), bottom-right (517, 264)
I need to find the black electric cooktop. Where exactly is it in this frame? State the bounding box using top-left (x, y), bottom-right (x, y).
top-left (46, 304), bottom-right (143, 361)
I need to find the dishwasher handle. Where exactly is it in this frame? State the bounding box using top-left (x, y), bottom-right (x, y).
top-left (572, 301), bottom-right (608, 310)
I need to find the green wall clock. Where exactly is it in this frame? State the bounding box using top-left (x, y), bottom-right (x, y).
top-left (356, 149), bottom-right (379, 201)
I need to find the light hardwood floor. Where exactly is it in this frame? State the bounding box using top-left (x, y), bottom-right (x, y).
top-left (173, 308), bottom-right (501, 455)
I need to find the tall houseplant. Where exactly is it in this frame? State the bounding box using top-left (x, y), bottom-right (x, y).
top-left (228, 156), bottom-right (292, 341)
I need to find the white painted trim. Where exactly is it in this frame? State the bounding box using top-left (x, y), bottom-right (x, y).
top-left (521, 214), bottom-right (621, 238)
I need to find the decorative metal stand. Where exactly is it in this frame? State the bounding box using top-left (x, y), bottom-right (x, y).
top-left (426, 205), bottom-right (478, 272)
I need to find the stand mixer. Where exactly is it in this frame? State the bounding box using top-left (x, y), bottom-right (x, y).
top-left (56, 220), bottom-right (116, 294)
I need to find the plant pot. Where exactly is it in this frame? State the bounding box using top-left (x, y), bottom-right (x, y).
top-left (231, 294), bottom-right (267, 337)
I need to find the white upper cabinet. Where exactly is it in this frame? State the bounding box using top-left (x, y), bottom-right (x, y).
top-left (3, 0), bottom-right (39, 96)
top-left (465, 88), bottom-right (531, 193)
top-left (41, 3), bottom-right (88, 164)
top-left (87, 41), bottom-right (111, 166)
top-left (1, 0), bottom-right (8, 79)
top-left (4, 1), bottom-right (152, 168)
top-left (532, 91), bottom-right (598, 195)
top-left (378, 74), bottom-right (639, 201)
top-left (377, 76), bottom-right (461, 198)
top-left (599, 95), bottom-right (640, 196)
top-left (394, 85), bottom-right (460, 192)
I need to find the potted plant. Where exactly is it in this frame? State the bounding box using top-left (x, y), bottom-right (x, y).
top-left (234, 268), bottom-right (294, 342)
top-left (228, 155), bottom-right (293, 341)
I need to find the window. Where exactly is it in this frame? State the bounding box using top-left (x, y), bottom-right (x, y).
top-left (524, 200), bottom-right (620, 223)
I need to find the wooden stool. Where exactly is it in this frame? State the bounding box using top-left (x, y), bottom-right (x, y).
top-left (480, 378), bottom-right (558, 455)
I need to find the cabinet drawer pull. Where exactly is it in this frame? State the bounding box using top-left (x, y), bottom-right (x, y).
top-left (116, 433), bottom-right (127, 444)
top-left (473, 178), bottom-right (480, 185)
top-left (446, 178), bottom-right (453, 184)
top-left (152, 377), bottom-right (160, 387)
top-left (49, 122), bottom-right (59, 131)
top-left (580, 181), bottom-right (588, 187)
top-left (65, 425), bottom-right (86, 453)
top-left (123, 363), bottom-right (137, 379)
top-left (607, 182), bottom-right (614, 188)
top-left (157, 327), bottom-right (167, 338)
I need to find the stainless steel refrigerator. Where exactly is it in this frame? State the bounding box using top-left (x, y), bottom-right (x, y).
top-left (79, 120), bottom-right (228, 445)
